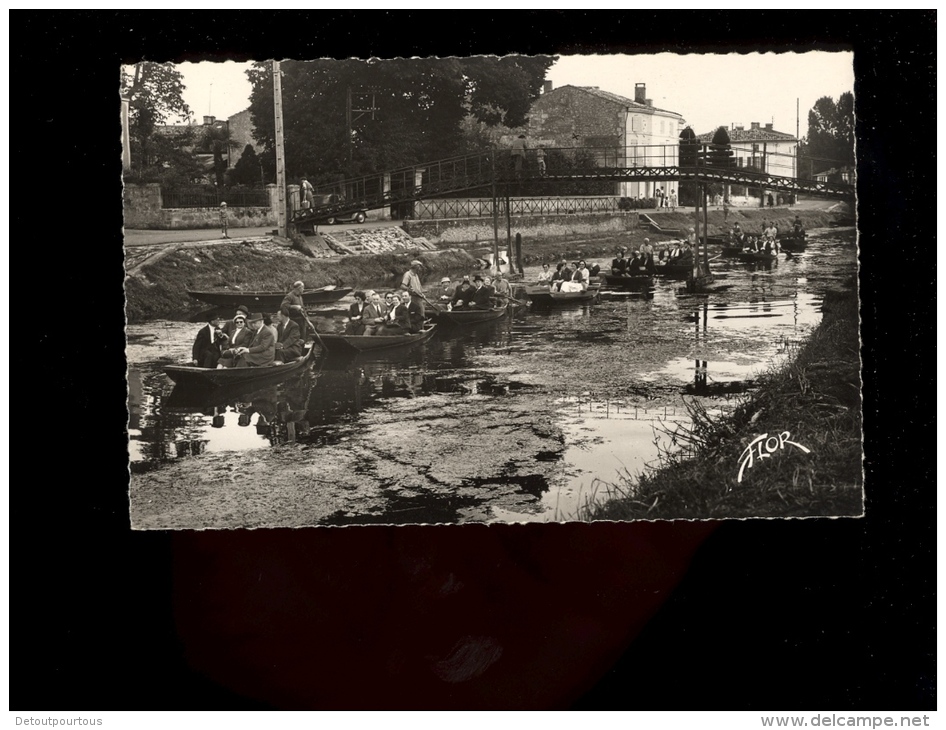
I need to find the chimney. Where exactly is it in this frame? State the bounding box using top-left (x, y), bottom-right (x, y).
top-left (635, 83), bottom-right (646, 104)
top-left (203, 115), bottom-right (216, 125)
top-left (543, 80), bottom-right (553, 94)
top-left (764, 122), bottom-right (773, 131)
top-left (751, 122), bottom-right (760, 130)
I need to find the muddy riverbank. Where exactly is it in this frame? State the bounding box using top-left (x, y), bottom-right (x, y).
top-left (123, 208), bottom-right (847, 323)
top-left (582, 282), bottom-right (863, 521)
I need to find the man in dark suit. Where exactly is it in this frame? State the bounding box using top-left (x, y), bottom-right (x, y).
top-left (274, 307), bottom-right (305, 362)
top-left (191, 316), bottom-right (227, 368)
top-left (233, 312), bottom-right (276, 368)
top-left (470, 275), bottom-right (495, 310)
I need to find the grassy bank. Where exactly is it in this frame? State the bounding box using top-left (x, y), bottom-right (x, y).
top-left (503, 207), bottom-right (844, 266)
top-left (581, 281), bottom-right (863, 521)
top-left (125, 244), bottom-right (479, 323)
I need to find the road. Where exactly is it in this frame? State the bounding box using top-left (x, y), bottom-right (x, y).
top-left (123, 219), bottom-right (402, 247)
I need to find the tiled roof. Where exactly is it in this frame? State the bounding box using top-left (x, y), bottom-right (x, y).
top-left (697, 127), bottom-right (797, 143)
top-left (554, 85), bottom-right (683, 118)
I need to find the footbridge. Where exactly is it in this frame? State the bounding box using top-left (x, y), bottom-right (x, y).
top-left (291, 144), bottom-right (854, 230)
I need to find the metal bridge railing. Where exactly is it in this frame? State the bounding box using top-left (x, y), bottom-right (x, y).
top-left (291, 145), bottom-right (853, 225)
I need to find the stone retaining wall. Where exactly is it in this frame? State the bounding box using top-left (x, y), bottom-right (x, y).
top-left (123, 182), bottom-right (279, 229)
top-left (402, 212), bottom-right (637, 246)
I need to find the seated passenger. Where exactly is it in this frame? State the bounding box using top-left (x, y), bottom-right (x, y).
top-left (362, 292), bottom-right (387, 335)
top-left (450, 278), bottom-right (475, 309)
top-left (345, 291), bottom-right (368, 335)
top-left (191, 316), bottom-right (228, 369)
top-left (405, 290), bottom-right (425, 333)
top-left (627, 251), bottom-right (645, 274)
top-left (232, 312), bottom-right (276, 368)
top-left (216, 311), bottom-right (253, 368)
top-left (612, 248), bottom-right (630, 274)
top-left (274, 307), bottom-right (305, 361)
top-left (469, 275), bottom-right (495, 309)
top-left (378, 291), bottom-right (411, 335)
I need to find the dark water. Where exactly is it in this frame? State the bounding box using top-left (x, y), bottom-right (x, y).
top-left (127, 227), bottom-right (856, 527)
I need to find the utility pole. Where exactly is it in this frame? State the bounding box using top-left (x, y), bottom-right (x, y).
top-left (273, 60), bottom-right (287, 238)
top-left (346, 85), bottom-right (352, 171)
top-left (491, 149), bottom-right (500, 274)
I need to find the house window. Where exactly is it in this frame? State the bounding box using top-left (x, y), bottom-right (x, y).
top-left (752, 143), bottom-right (760, 153)
top-left (659, 120), bottom-right (664, 135)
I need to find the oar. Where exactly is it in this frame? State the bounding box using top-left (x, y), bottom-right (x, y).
top-left (493, 291), bottom-right (528, 307)
top-left (300, 310), bottom-right (326, 355)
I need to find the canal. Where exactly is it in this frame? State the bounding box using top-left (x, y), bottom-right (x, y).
top-left (127, 226), bottom-right (856, 528)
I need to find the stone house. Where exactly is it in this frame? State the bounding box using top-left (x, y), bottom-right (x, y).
top-left (226, 108), bottom-right (261, 168)
top-left (697, 122), bottom-right (799, 205)
top-left (697, 122), bottom-right (798, 179)
top-left (524, 82), bottom-right (686, 198)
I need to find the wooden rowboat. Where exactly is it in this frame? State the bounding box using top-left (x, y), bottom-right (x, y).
top-left (164, 345), bottom-right (320, 389)
top-left (187, 285), bottom-right (353, 309)
top-left (601, 273), bottom-right (655, 288)
top-left (735, 251), bottom-right (779, 263)
top-left (526, 284), bottom-right (600, 306)
top-left (653, 261), bottom-right (693, 279)
top-left (317, 324), bottom-right (437, 354)
top-left (778, 234), bottom-right (808, 252)
top-left (436, 302), bottom-right (508, 326)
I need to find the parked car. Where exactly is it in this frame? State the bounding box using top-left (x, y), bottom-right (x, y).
top-left (309, 193), bottom-right (367, 225)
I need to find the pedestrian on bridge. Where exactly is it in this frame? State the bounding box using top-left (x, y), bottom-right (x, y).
top-left (510, 135), bottom-right (528, 176)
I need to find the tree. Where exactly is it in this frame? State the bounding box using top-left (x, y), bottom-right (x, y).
top-left (708, 126), bottom-right (735, 168)
top-left (678, 126), bottom-right (699, 206)
top-left (803, 92), bottom-right (854, 175)
top-left (120, 62), bottom-right (191, 172)
top-left (230, 145), bottom-right (263, 187)
top-left (247, 57), bottom-right (554, 184)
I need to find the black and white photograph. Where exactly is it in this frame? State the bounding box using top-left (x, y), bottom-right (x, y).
top-left (124, 51), bottom-right (860, 529)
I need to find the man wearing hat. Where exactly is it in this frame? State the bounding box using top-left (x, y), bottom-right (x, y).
top-left (399, 260), bottom-right (426, 319)
top-left (469, 275), bottom-right (495, 310)
top-left (232, 312), bottom-right (276, 368)
top-left (438, 277), bottom-right (454, 301)
top-left (281, 280), bottom-right (309, 341)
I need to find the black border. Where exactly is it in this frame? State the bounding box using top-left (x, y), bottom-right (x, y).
top-left (14, 11), bottom-right (934, 710)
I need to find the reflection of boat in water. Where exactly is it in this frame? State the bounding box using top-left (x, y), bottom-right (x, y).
top-left (318, 324), bottom-right (437, 354)
top-left (601, 273), bottom-right (654, 289)
top-left (187, 286), bottom-right (352, 308)
top-left (526, 284), bottom-right (600, 306)
top-left (164, 346), bottom-right (320, 388)
top-left (436, 302), bottom-right (508, 326)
